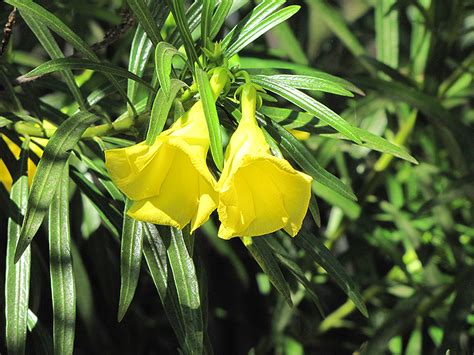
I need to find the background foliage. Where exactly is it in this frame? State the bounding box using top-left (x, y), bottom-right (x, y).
top-left (0, 0), bottom-right (473, 354)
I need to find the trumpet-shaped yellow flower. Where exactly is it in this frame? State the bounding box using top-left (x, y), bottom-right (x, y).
top-left (217, 84), bottom-right (312, 239)
top-left (105, 69), bottom-right (229, 232)
top-left (0, 134), bottom-right (46, 191)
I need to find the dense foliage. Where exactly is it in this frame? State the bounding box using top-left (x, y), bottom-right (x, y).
top-left (0, 0), bottom-right (473, 354)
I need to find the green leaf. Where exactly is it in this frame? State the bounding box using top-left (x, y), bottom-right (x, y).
top-left (146, 79), bottom-right (188, 144)
top-left (353, 77), bottom-right (474, 144)
top-left (259, 106), bottom-right (315, 129)
top-left (128, 25), bottom-right (154, 105)
top-left (48, 162), bottom-right (76, 355)
top-left (21, 12), bottom-right (86, 110)
top-left (23, 58), bottom-right (155, 92)
top-left (251, 76), bottom-right (362, 143)
top-left (260, 74), bottom-right (354, 97)
top-left (309, 193), bottom-right (321, 228)
top-left (262, 236), bottom-right (324, 313)
top-left (375, 0), bottom-right (399, 69)
top-left (167, 0), bottom-right (203, 48)
top-left (209, 0), bottom-right (233, 40)
top-left (262, 117), bottom-right (357, 201)
top-left (15, 111), bottom-right (100, 261)
top-left (225, 5), bottom-right (300, 57)
top-left (5, 147), bottom-right (30, 355)
top-left (70, 243), bottom-right (95, 334)
top-left (196, 66), bottom-right (224, 170)
top-left (322, 126), bottom-right (418, 164)
top-left (27, 309), bottom-right (54, 355)
top-left (166, 0), bottom-right (199, 65)
top-left (6, 0), bottom-right (97, 60)
top-left (69, 167), bottom-right (122, 238)
top-left (154, 42), bottom-right (187, 96)
top-left (0, 116), bottom-right (12, 128)
top-left (166, 227), bottom-right (203, 355)
top-left (267, 21), bottom-right (308, 65)
top-left (240, 57), bottom-right (364, 95)
top-left (242, 237), bottom-right (293, 306)
top-left (309, 0), bottom-right (366, 57)
top-left (293, 230), bottom-right (368, 317)
top-left (142, 224), bottom-right (187, 350)
top-left (126, 0), bottom-right (163, 45)
top-left (118, 199), bottom-right (144, 322)
top-left (7, 0), bottom-right (136, 111)
top-left (201, 0), bottom-right (216, 48)
top-left (222, 0), bottom-right (285, 50)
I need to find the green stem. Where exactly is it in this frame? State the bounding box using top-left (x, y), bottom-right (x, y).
top-left (13, 110), bottom-right (150, 139)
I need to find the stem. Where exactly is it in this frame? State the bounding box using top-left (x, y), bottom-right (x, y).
top-left (13, 110), bottom-right (150, 139)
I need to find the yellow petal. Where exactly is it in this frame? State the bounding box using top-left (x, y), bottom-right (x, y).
top-left (105, 140), bottom-right (168, 200)
top-left (124, 137), bottom-right (218, 229)
top-left (105, 102), bottom-right (218, 230)
top-left (1, 134), bottom-right (44, 191)
top-left (217, 83), bottom-right (312, 239)
top-left (218, 154), bottom-right (311, 239)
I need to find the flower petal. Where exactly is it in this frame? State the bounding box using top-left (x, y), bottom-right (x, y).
top-left (218, 154), bottom-right (311, 239)
top-left (105, 140), bottom-right (171, 200)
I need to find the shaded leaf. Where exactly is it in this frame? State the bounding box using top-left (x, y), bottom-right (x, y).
top-left (15, 111), bottom-right (100, 261)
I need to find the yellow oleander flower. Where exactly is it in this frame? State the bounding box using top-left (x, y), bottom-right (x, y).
top-left (217, 84), bottom-right (312, 239)
top-left (105, 69), bottom-right (228, 232)
top-left (0, 133), bottom-right (46, 191)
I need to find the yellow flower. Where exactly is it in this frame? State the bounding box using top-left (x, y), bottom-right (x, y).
top-left (0, 133), bottom-right (46, 191)
top-left (217, 84), bottom-right (312, 239)
top-left (105, 69), bottom-right (229, 232)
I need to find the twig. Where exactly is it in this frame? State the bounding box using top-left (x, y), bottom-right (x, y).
top-left (1, 8), bottom-right (16, 56)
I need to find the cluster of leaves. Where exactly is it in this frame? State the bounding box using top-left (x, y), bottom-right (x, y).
top-left (0, 0), bottom-right (473, 354)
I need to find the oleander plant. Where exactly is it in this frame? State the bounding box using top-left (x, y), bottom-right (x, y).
top-left (0, 0), bottom-right (473, 354)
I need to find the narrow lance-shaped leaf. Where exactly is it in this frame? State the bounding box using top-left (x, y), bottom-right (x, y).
top-left (196, 66), bottom-right (224, 170)
top-left (262, 236), bottom-right (324, 313)
top-left (154, 42), bottom-right (187, 96)
top-left (201, 0), bottom-right (216, 49)
top-left (309, 0), bottom-right (366, 58)
top-left (27, 309), bottom-right (54, 355)
top-left (15, 111), bottom-right (100, 262)
top-left (225, 5), bottom-right (301, 57)
top-left (222, 0), bottom-right (285, 49)
top-left (321, 126), bottom-right (418, 164)
top-left (5, 0), bottom-right (97, 60)
top-left (22, 58), bottom-right (155, 92)
top-left (251, 75), bottom-right (361, 143)
top-left (209, 0), bottom-right (232, 40)
top-left (260, 114), bottom-right (357, 201)
top-left (239, 57), bottom-right (364, 95)
top-left (375, 0), bottom-right (399, 69)
top-left (6, 0), bottom-right (137, 113)
top-left (118, 199), bottom-right (144, 322)
top-left (126, 0), bottom-right (163, 45)
top-left (142, 224), bottom-right (187, 351)
top-left (147, 79), bottom-right (188, 144)
top-left (166, 0), bottom-right (199, 65)
top-left (5, 144), bottom-right (31, 355)
top-left (293, 230), bottom-right (368, 317)
top-left (165, 227), bottom-right (203, 355)
top-left (21, 12), bottom-right (87, 110)
top-left (242, 237), bottom-right (293, 306)
top-left (128, 25), bottom-right (154, 105)
top-left (260, 74), bottom-right (354, 97)
top-left (48, 162), bottom-right (76, 355)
